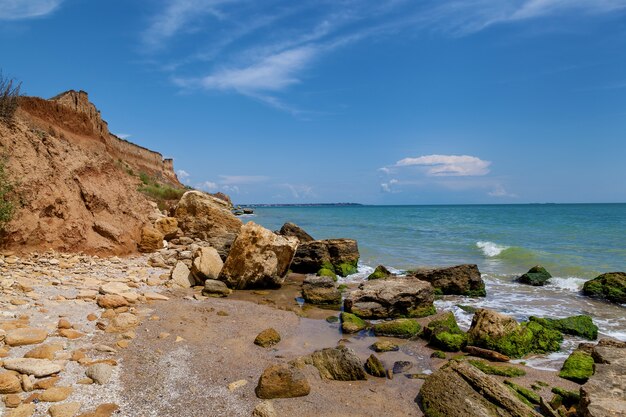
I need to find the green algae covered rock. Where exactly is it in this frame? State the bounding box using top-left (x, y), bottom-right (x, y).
top-left (410, 264), bottom-right (486, 297)
top-left (559, 350), bottom-right (594, 383)
top-left (468, 309), bottom-right (563, 358)
top-left (367, 265), bottom-right (391, 280)
top-left (370, 340), bottom-right (399, 352)
top-left (373, 318), bottom-right (421, 338)
top-left (340, 312), bottom-right (367, 334)
top-left (583, 272), bottom-right (626, 304)
top-left (529, 315), bottom-right (598, 340)
top-left (365, 354), bottom-right (386, 378)
top-left (317, 267), bottom-right (337, 281)
top-left (518, 265), bottom-right (552, 286)
top-left (337, 261), bottom-right (358, 277)
top-left (423, 312), bottom-right (467, 352)
top-left (467, 359), bottom-right (526, 377)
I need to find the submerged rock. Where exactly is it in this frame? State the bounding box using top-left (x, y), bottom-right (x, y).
top-left (344, 277), bottom-right (435, 319)
top-left (277, 222), bottom-right (314, 243)
top-left (467, 309), bottom-right (562, 358)
top-left (370, 340), bottom-right (399, 353)
top-left (418, 360), bottom-right (542, 417)
top-left (365, 354), bottom-right (386, 378)
top-left (423, 312), bottom-right (467, 352)
top-left (517, 265), bottom-right (552, 286)
top-left (219, 222), bottom-right (298, 289)
top-left (373, 319), bottom-right (421, 339)
top-left (583, 272), bottom-right (626, 304)
top-left (301, 276), bottom-right (341, 305)
top-left (255, 364), bottom-right (310, 399)
top-left (529, 315), bottom-right (598, 340)
top-left (291, 347), bottom-right (366, 381)
top-left (340, 312), bottom-right (367, 334)
top-left (409, 264), bottom-right (486, 297)
top-left (290, 239), bottom-right (359, 277)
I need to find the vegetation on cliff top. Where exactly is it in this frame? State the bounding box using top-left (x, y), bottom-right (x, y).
top-left (136, 171), bottom-right (188, 210)
top-left (0, 72), bottom-right (21, 122)
top-left (0, 158), bottom-right (17, 231)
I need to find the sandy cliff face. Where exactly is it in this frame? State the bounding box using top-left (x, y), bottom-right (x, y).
top-left (0, 91), bottom-right (181, 255)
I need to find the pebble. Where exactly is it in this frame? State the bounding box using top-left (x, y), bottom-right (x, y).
top-left (48, 402), bottom-right (82, 417)
top-left (85, 363), bottom-right (113, 385)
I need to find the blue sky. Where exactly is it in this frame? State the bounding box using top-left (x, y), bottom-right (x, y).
top-left (1, 0), bottom-right (625, 204)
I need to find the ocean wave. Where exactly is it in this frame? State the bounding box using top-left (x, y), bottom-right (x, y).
top-left (476, 241), bottom-right (509, 257)
top-left (547, 277), bottom-right (587, 292)
top-left (337, 262), bottom-right (374, 283)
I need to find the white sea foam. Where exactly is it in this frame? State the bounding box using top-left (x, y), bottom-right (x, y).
top-left (476, 241), bottom-right (509, 257)
top-left (547, 277), bottom-right (587, 292)
top-left (338, 262), bottom-right (374, 283)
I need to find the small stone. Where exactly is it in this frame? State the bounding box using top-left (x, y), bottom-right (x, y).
top-left (78, 403), bottom-right (119, 417)
top-left (227, 379), bottom-right (248, 391)
top-left (85, 363), bottom-right (113, 385)
top-left (24, 344), bottom-right (63, 360)
top-left (99, 282), bottom-right (131, 296)
top-left (116, 340), bottom-right (129, 349)
top-left (370, 340), bottom-right (399, 353)
top-left (217, 310), bottom-right (229, 316)
top-left (76, 378), bottom-right (93, 385)
top-left (6, 403), bottom-right (35, 417)
top-left (202, 279), bottom-right (231, 297)
top-left (175, 336), bottom-right (185, 343)
top-left (2, 358), bottom-right (62, 377)
top-left (86, 314), bottom-right (98, 322)
top-left (255, 364), bottom-right (310, 399)
top-left (170, 261), bottom-right (194, 288)
top-left (365, 354), bottom-right (386, 378)
top-left (21, 374), bottom-right (33, 392)
top-left (96, 295), bottom-right (128, 309)
top-left (254, 328), bottom-right (281, 348)
top-left (40, 386), bottom-right (72, 402)
top-left (143, 292), bottom-right (169, 301)
top-left (5, 328), bottom-right (48, 346)
top-left (57, 319), bottom-right (72, 329)
top-left (392, 361), bottom-right (414, 374)
top-left (71, 351), bottom-right (86, 362)
top-left (252, 401), bottom-right (277, 417)
top-left (0, 372), bottom-right (22, 394)
top-left (34, 377), bottom-right (59, 390)
top-left (158, 332), bottom-right (170, 339)
top-left (59, 329), bottom-right (84, 339)
top-left (48, 402), bottom-right (82, 417)
top-left (106, 313), bottom-right (139, 333)
top-left (4, 393), bottom-right (21, 407)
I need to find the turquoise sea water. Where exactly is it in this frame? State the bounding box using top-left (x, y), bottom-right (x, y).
top-left (251, 203), bottom-right (626, 364)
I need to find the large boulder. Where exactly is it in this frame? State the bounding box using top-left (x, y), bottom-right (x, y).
top-left (583, 272), bottom-right (626, 304)
top-left (191, 247), bottom-right (223, 281)
top-left (580, 340), bottom-right (626, 416)
top-left (344, 277), bottom-right (435, 319)
top-left (301, 276), bottom-right (341, 305)
top-left (517, 265), bottom-right (552, 286)
top-left (154, 217), bottom-right (179, 240)
top-left (529, 315), bottom-right (598, 340)
top-left (291, 347), bottom-right (366, 381)
top-left (137, 225), bottom-right (163, 253)
top-left (219, 222), bottom-right (298, 289)
top-left (467, 309), bottom-right (562, 358)
top-left (173, 191), bottom-right (242, 258)
top-left (290, 239), bottom-right (359, 277)
top-left (418, 360), bottom-right (542, 417)
top-left (409, 264), bottom-right (486, 297)
top-left (277, 222), bottom-right (314, 243)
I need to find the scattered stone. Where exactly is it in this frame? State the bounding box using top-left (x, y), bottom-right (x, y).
top-left (138, 225), bottom-right (164, 253)
top-left (59, 329), bottom-right (84, 339)
top-left (302, 276), bottom-right (341, 305)
top-left (4, 393), bottom-right (21, 407)
top-left (106, 312), bottom-right (139, 333)
top-left (76, 403), bottom-right (119, 417)
top-left (252, 401), bottom-right (277, 417)
top-left (99, 282), bottom-right (131, 296)
top-left (365, 354), bottom-right (386, 377)
top-left (373, 318), bottom-right (421, 338)
top-left (40, 386), bottom-right (72, 402)
top-left (254, 328), bottom-right (281, 348)
top-left (57, 319), bottom-right (72, 329)
top-left (158, 332), bottom-right (170, 339)
top-left (48, 402), bottom-right (82, 417)
top-left (34, 377), bottom-right (59, 390)
top-left (85, 363), bottom-right (113, 385)
top-left (191, 247), bottom-right (223, 281)
top-left (202, 279), bottom-right (232, 297)
top-left (292, 347), bottom-right (366, 381)
top-left (143, 292), bottom-right (169, 301)
top-left (409, 264), bottom-right (486, 296)
top-left (3, 358), bottom-right (62, 377)
top-left (227, 379), bottom-right (248, 391)
top-left (96, 295), bottom-right (128, 309)
top-left (5, 328), bottom-right (48, 346)
top-left (170, 261), bottom-right (194, 288)
top-left (344, 277), bottom-right (435, 319)
top-left (370, 340), bottom-right (399, 352)
top-left (0, 372), bottom-right (22, 394)
top-left (392, 361), bottom-right (413, 374)
top-left (255, 364), bottom-right (310, 399)
top-left (5, 403), bottom-right (35, 417)
top-left (217, 311), bottom-right (229, 316)
top-left (116, 340), bottom-right (129, 349)
top-left (24, 344), bottom-right (63, 360)
top-left (517, 265), bottom-right (552, 286)
top-left (340, 312), bottom-right (367, 334)
top-left (219, 222), bottom-right (298, 289)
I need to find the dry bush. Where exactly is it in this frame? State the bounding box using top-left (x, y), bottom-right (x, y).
top-left (0, 72), bottom-right (22, 122)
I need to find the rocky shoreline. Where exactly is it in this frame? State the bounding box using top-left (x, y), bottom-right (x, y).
top-left (1, 190), bottom-right (625, 417)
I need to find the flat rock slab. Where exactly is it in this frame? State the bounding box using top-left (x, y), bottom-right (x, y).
top-left (99, 282), bottom-right (131, 295)
top-left (5, 328), bottom-right (48, 346)
top-left (3, 358), bottom-right (63, 377)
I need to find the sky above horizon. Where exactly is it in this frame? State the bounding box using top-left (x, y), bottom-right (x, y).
top-left (1, 0), bottom-right (625, 204)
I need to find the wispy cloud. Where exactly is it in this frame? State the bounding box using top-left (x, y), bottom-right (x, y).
top-left (0, 0), bottom-right (63, 20)
top-left (219, 175), bottom-right (269, 185)
top-left (488, 184), bottom-right (518, 198)
top-left (115, 133), bottom-right (132, 140)
top-left (395, 154), bottom-right (491, 176)
top-left (280, 183), bottom-right (314, 199)
top-left (176, 169), bottom-right (190, 180)
top-left (380, 178), bottom-right (399, 193)
top-left (199, 180), bottom-right (218, 192)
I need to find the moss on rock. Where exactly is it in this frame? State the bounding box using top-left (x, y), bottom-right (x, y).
top-left (408, 304), bottom-right (437, 318)
top-left (503, 380), bottom-right (540, 405)
top-left (423, 312), bottom-right (467, 352)
top-left (367, 265), bottom-right (391, 280)
top-left (467, 359), bottom-right (526, 377)
top-left (518, 265), bottom-right (552, 286)
top-left (336, 261), bottom-right (358, 277)
top-left (373, 318), bottom-right (421, 338)
top-left (529, 315), bottom-right (598, 340)
top-left (340, 312), bottom-right (367, 334)
top-left (431, 350), bottom-right (446, 359)
top-left (317, 268), bottom-right (337, 281)
top-left (559, 350), bottom-right (594, 383)
top-left (582, 272), bottom-right (626, 304)
top-left (370, 340), bottom-right (399, 352)
top-left (365, 354), bottom-right (386, 377)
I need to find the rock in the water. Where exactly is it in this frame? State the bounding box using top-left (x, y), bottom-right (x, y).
top-left (517, 265), bottom-right (552, 286)
top-left (373, 319), bottom-right (421, 338)
top-left (154, 217), bottom-right (178, 240)
top-left (4, 328), bottom-right (48, 346)
top-left (418, 360), bottom-right (542, 417)
top-left (2, 358), bottom-right (62, 377)
top-left (370, 340), bottom-right (399, 352)
top-left (255, 364), bottom-right (310, 399)
top-left (292, 347), bottom-right (366, 381)
top-left (529, 315), bottom-right (598, 340)
top-left (392, 361), bottom-right (413, 374)
top-left (290, 239), bottom-right (359, 277)
top-left (409, 264), bottom-right (486, 297)
top-left (559, 350), bottom-right (594, 383)
top-left (137, 225), bottom-right (164, 253)
top-left (201, 279), bottom-right (232, 297)
top-left (367, 265), bottom-right (391, 280)
top-left (583, 272), bottom-right (626, 304)
top-left (0, 372), bottom-right (22, 394)
top-left (365, 354), bottom-right (386, 378)
top-left (277, 222), bottom-right (314, 243)
top-left (467, 309), bottom-right (562, 358)
top-left (174, 190), bottom-right (242, 258)
top-left (191, 247), bottom-right (223, 282)
top-left (580, 340), bottom-right (626, 416)
top-left (344, 278), bottom-right (435, 319)
top-left (170, 261), bottom-right (194, 288)
top-left (219, 222), bottom-right (298, 289)
top-left (254, 328), bottom-right (281, 348)
top-left (423, 312), bottom-right (467, 352)
top-left (85, 363), bottom-right (113, 385)
top-left (302, 276), bottom-right (341, 305)
top-left (340, 312), bottom-right (367, 334)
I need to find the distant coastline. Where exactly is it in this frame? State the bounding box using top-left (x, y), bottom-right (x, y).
top-left (244, 203), bottom-right (364, 207)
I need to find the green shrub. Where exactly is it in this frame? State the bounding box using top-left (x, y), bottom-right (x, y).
top-left (0, 72), bottom-right (21, 122)
top-left (0, 158), bottom-right (16, 230)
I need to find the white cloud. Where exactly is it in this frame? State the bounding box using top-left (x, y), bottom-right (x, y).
top-left (380, 178), bottom-right (399, 193)
top-left (0, 0), bottom-right (62, 20)
top-left (176, 169), bottom-right (190, 180)
top-left (219, 175), bottom-right (269, 185)
top-left (222, 185), bottom-right (240, 194)
top-left (488, 184), bottom-right (518, 198)
top-left (115, 133), bottom-right (132, 140)
top-left (281, 183), bottom-right (314, 199)
top-left (395, 154), bottom-right (491, 176)
top-left (199, 181), bottom-right (218, 191)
